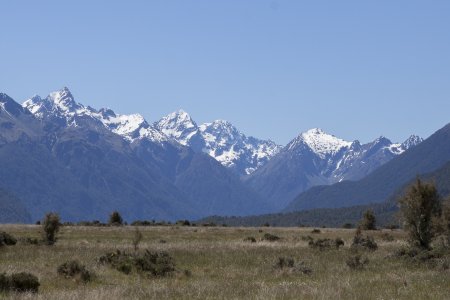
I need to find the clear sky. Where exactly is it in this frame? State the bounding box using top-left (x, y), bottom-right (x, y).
top-left (1, 1), bottom-right (449, 145)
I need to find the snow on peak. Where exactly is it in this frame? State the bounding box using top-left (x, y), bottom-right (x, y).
top-left (401, 135), bottom-right (423, 150)
top-left (156, 109), bottom-right (198, 145)
top-left (47, 87), bottom-right (79, 112)
top-left (289, 128), bottom-right (352, 157)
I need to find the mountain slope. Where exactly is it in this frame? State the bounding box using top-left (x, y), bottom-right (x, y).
top-left (0, 188), bottom-right (31, 223)
top-left (285, 123), bottom-right (450, 212)
top-left (156, 110), bottom-right (282, 175)
top-left (245, 128), bottom-right (421, 209)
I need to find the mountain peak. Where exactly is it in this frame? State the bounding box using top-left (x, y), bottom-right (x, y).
top-left (156, 110), bottom-right (198, 143)
top-left (401, 134), bottom-right (423, 150)
top-left (288, 128), bottom-right (351, 157)
top-left (47, 87), bottom-right (78, 111)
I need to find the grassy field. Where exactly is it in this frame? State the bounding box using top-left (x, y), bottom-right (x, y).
top-left (0, 225), bottom-right (449, 299)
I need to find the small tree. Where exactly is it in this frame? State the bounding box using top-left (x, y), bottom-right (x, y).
top-left (359, 209), bottom-right (376, 230)
top-left (42, 212), bottom-right (61, 245)
top-left (109, 211), bottom-right (123, 226)
top-left (398, 179), bottom-right (441, 249)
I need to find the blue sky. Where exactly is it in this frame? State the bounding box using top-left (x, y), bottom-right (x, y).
top-left (1, 1), bottom-right (449, 144)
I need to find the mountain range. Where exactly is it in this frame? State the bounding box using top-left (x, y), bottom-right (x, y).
top-left (1, 87), bottom-right (442, 225)
top-left (244, 128), bottom-right (422, 209)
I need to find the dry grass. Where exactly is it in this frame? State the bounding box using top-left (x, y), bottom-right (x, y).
top-left (0, 225), bottom-right (448, 299)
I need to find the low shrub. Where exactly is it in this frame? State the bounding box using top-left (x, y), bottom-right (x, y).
top-left (311, 229), bottom-right (321, 234)
top-left (275, 257), bottom-right (294, 269)
top-left (274, 257), bottom-right (312, 275)
top-left (99, 249), bottom-right (175, 277)
top-left (346, 255), bottom-right (369, 270)
top-left (262, 233), bottom-right (281, 241)
top-left (351, 229), bottom-right (377, 251)
top-left (309, 238), bottom-right (345, 250)
top-left (243, 236), bottom-right (256, 243)
top-left (301, 235), bottom-right (313, 242)
top-left (0, 272), bottom-right (40, 293)
top-left (57, 260), bottom-right (93, 283)
top-left (0, 232), bottom-right (17, 246)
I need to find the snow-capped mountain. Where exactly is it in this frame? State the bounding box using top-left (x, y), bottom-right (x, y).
top-left (245, 128), bottom-right (423, 209)
top-left (23, 87), bottom-right (167, 143)
top-left (156, 110), bottom-right (282, 175)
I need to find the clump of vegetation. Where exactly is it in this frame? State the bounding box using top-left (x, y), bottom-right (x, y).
top-left (346, 255), bottom-right (369, 270)
top-left (308, 238), bottom-right (344, 250)
top-left (301, 235), bottom-right (313, 242)
top-left (243, 236), bottom-right (256, 243)
top-left (176, 220), bottom-right (191, 226)
top-left (359, 209), bottom-right (376, 230)
top-left (132, 228), bottom-right (143, 251)
top-left (311, 229), bottom-right (321, 234)
top-left (342, 223), bottom-right (354, 229)
top-left (19, 237), bottom-right (40, 245)
top-left (0, 272), bottom-right (40, 293)
top-left (57, 260), bottom-right (93, 283)
top-left (109, 211), bottom-right (123, 226)
top-left (42, 212), bottom-right (61, 245)
top-left (262, 233), bottom-right (281, 241)
top-left (99, 249), bottom-right (175, 277)
top-left (0, 232), bottom-right (17, 246)
top-left (274, 257), bottom-right (312, 275)
top-left (351, 229), bottom-right (377, 251)
top-left (398, 179), bottom-right (441, 249)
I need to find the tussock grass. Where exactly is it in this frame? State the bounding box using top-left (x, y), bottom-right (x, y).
top-left (0, 225), bottom-right (448, 299)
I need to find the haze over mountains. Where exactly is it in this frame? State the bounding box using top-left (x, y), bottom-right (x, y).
top-left (2, 87), bottom-right (447, 226)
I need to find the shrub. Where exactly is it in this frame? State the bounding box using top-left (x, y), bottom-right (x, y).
top-left (309, 238), bottom-right (344, 250)
top-left (57, 260), bottom-right (92, 283)
top-left (262, 233), bottom-right (281, 241)
top-left (109, 211), bottom-right (123, 226)
top-left (176, 220), bottom-right (191, 226)
top-left (0, 272), bottom-right (40, 293)
top-left (301, 235), bottom-right (313, 242)
top-left (0, 232), bottom-right (17, 246)
top-left (346, 255), bottom-right (369, 270)
top-left (274, 257), bottom-right (312, 275)
top-left (275, 257), bottom-right (295, 269)
top-left (351, 229), bottom-right (377, 251)
top-left (342, 223), bottom-right (354, 229)
top-left (398, 179), bottom-right (441, 249)
top-left (42, 212), bottom-right (61, 245)
top-left (99, 249), bottom-right (175, 277)
top-left (359, 209), bottom-right (376, 230)
top-left (311, 229), bottom-right (321, 234)
top-left (243, 236), bottom-right (256, 243)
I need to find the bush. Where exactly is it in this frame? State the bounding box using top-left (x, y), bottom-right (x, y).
top-left (359, 209), bottom-right (376, 230)
top-left (0, 232), bottom-right (17, 246)
top-left (346, 255), bottom-right (369, 270)
top-left (275, 257), bottom-right (294, 269)
top-left (311, 229), bottom-right (321, 234)
top-left (274, 257), bottom-right (312, 275)
top-left (308, 238), bottom-right (344, 250)
top-left (99, 249), bottom-right (175, 277)
top-left (0, 272), bottom-right (40, 293)
top-left (57, 260), bottom-right (92, 283)
top-left (109, 211), bottom-right (123, 226)
top-left (262, 233), bottom-right (281, 241)
top-left (42, 212), bottom-right (61, 245)
top-left (351, 229), bottom-right (378, 251)
top-left (398, 179), bottom-right (441, 249)
top-left (342, 223), bottom-right (354, 229)
top-left (243, 236), bottom-right (256, 243)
